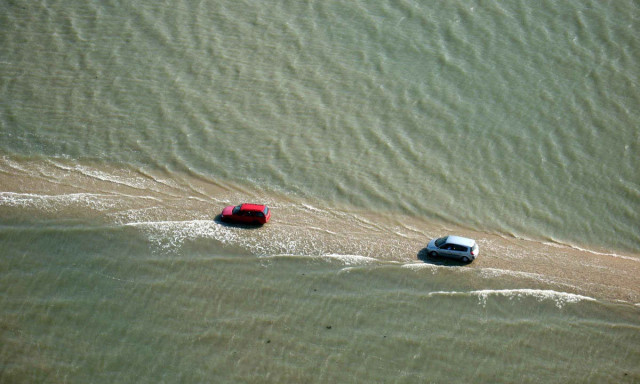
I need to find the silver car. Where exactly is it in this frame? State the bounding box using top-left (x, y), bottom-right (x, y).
top-left (426, 235), bottom-right (479, 263)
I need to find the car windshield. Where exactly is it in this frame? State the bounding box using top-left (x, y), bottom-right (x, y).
top-left (232, 205), bottom-right (242, 215)
top-left (263, 207), bottom-right (269, 215)
top-left (435, 237), bottom-right (447, 247)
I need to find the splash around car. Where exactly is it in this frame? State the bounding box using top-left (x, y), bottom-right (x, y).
top-left (426, 235), bottom-right (479, 263)
top-left (220, 203), bottom-right (271, 225)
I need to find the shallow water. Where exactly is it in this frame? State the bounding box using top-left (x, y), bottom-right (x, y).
top-left (1, 0), bottom-right (639, 382)
top-left (1, 159), bottom-right (639, 383)
top-left (1, 222), bottom-right (639, 383)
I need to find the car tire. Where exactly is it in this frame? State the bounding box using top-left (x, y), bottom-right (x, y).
top-left (461, 256), bottom-right (470, 263)
top-left (429, 251), bottom-right (438, 258)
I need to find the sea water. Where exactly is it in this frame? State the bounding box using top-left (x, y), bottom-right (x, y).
top-left (1, 1), bottom-right (639, 382)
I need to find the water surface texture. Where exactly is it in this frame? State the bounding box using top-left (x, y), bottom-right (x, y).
top-left (1, 1), bottom-right (639, 382)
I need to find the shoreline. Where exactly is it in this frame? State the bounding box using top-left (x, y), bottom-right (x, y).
top-left (1, 157), bottom-right (638, 304)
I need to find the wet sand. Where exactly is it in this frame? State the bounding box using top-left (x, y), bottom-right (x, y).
top-left (1, 158), bottom-right (638, 304)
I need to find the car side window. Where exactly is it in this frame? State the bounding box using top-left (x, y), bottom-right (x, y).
top-left (453, 245), bottom-right (468, 252)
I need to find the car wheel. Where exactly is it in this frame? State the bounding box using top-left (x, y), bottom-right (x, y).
top-left (429, 251), bottom-right (438, 258)
top-left (461, 256), bottom-right (470, 263)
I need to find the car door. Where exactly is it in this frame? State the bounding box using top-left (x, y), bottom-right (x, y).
top-left (244, 210), bottom-right (261, 224)
top-left (238, 210), bottom-right (252, 223)
top-left (440, 243), bottom-right (455, 258)
top-left (452, 245), bottom-right (468, 260)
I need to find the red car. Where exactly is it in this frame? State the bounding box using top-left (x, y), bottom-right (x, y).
top-left (220, 203), bottom-right (271, 225)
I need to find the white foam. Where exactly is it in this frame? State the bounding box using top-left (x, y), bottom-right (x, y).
top-left (566, 244), bottom-right (639, 262)
top-left (73, 166), bottom-right (150, 190)
top-left (125, 220), bottom-right (235, 251)
top-left (538, 240), bottom-right (638, 262)
top-left (47, 160), bottom-right (74, 171)
top-left (125, 219), bottom-right (286, 256)
top-left (132, 218), bottom-right (320, 255)
top-left (0, 192), bottom-right (119, 211)
top-left (301, 203), bottom-right (322, 212)
top-left (137, 169), bottom-right (183, 190)
top-left (393, 231), bottom-right (410, 239)
top-left (128, 219), bottom-right (353, 257)
top-left (2, 157), bottom-right (29, 173)
top-left (108, 207), bottom-right (167, 224)
top-left (428, 289), bottom-right (595, 308)
top-left (480, 268), bottom-right (547, 281)
top-left (401, 262), bottom-right (445, 272)
top-left (321, 253), bottom-right (379, 265)
top-left (308, 226), bottom-right (337, 235)
top-left (257, 253), bottom-right (307, 259)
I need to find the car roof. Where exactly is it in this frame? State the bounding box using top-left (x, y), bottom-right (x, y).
top-left (239, 203), bottom-right (267, 211)
top-left (445, 235), bottom-right (476, 247)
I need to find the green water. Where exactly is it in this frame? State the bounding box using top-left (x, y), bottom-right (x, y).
top-left (2, 224), bottom-right (638, 383)
top-left (1, 0), bottom-right (639, 382)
